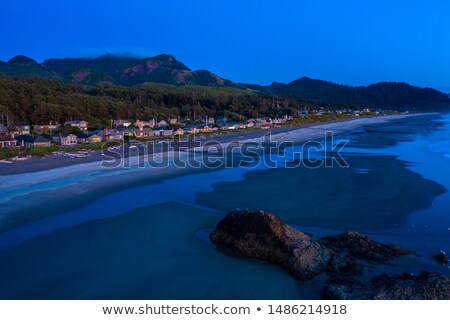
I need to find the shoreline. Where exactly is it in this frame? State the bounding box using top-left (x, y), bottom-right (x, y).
top-left (0, 113), bottom-right (435, 176)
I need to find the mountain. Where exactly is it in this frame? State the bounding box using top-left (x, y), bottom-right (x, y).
top-left (0, 54), bottom-right (231, 87)
top-left (42, 54), bottom-right (232, 86)
top-left (0, 55), bottom-right (59, 79)
top-left (268, 77), bottom-right (450, 111)
top-left (0, 54), bottom-right (449, 111)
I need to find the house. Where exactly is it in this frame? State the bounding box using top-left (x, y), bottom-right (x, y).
top-left (32, 123), bottom-right (61, 134)
top-left (16, 135), bottom-right (51, 148)
top-left (222, 123), bottom-right (238, 130)
top-left (103, 130), bottom-right (124, 141)
top-left (174, 128), bottom-right (185, 136)
top-left (163, 129), bottom-right (174, 136)
top-left (236, 123), bottom-right (248, 129)
top-left (64, 120), bottom-right (88, 132)
top-left (75, 133), bottom-right (90, 144)
top-left (0, 135), bottom-right (17, 148)
top-left (88, 133), bottom-right (102, 144)
top-left (133, 128), bottom-right (155, 139)
top-left (0, 123), bottom-right (7, 133)
top-left (53, 134), bottom-right (77, 146)
top-left (183, 126), bottom-right (199, 134)
top-left (12, 122), bottom-right (30, 135)
top-left (113, 120), bottom-right (132, 128)
top-left (169, 118), bottom-right (178, 125)
top-left (135, 119), bottom-right (155, 128)
top-left (157, 120), bottom-right (168, 128)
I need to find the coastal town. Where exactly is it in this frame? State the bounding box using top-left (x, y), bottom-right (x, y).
top-left (0, 107), bottom-right (381, 160)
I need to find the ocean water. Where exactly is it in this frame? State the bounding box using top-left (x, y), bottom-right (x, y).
top-left (0, 114), bottom-right (449, 299)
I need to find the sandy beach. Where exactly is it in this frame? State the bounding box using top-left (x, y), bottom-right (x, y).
top-left (0, 112), bottom-right (449, 300)
top-left (0, 114), bottom-right (429, 176)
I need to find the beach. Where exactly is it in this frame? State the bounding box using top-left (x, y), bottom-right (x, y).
top-left (0, 112), bottom-right (449, 299)
top-left (0, 114), bottom-right (428, 176)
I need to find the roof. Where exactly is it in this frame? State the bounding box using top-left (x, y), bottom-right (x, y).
top-left (53, 133), bottom-right (77, 138)
top-left (75, 133), bottom-right (89, 139)
top-left (88, 133), bottom-right (101, 138)
top-left (0, 135), bottom-right (16, 142)
top-left (16, 135), bottom-right (49, 143)
top-left (65, 120), bottom-right (88, 125)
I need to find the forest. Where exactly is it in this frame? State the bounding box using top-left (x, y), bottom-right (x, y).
top-left (0, 76), bottom-right (334, 128)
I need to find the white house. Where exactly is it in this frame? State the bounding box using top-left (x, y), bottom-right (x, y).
top-left (113, 120), bottom-right (132, 128)
top-left (65, 120), bottom-right (88, 132)
top-left (53, 134), bottom-right (78, 146)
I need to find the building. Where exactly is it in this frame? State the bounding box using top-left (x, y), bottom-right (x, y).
top-left (32, 123), bottom-right (61, 134)
top-left (135, 119), bottom-right (155, 128)
top-left (0, 135), bottom-right (17, 148)
top-left (157, 120), bottom-right (168, 128)
top-left (222, 123), bottom-right (238, 130)
top-left (174, 128), bottom-right (185, 136)
top-left (75, 133), bottom-right (90, 144)
top-left (103, 130), bottom-right (124, 141)
top-left (183, 126), bottom-right (199, 134)
top-left (163, 129), bottom-right (174, 136)
top-left (169, 118), bottom-right (178, 125)
top-left (16, 135), bottom-right (51, 148)
top-left (113, 120), bottom-right (132, 128)
top-left (133, 128), bottom-right (155, 139)
top-left (64, 120), bottom-right (88, 132)
top-left (53, 134), bottom-right (78, 146)
top-left (12, 122), bottom-right (31, 135)
top-left (88, 134), bottom-right (102, 144)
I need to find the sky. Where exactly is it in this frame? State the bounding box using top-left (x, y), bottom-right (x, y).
top-left (0, 0), bottom-right (449, 91)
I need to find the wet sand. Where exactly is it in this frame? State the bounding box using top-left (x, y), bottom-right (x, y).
top-left (0, 113), bottom-right (448, 299)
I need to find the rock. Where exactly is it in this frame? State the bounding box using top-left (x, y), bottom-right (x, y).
top-left (210, 210), bottom-right (332, 280)
top-left (322, 271), bottom-right (450, 300)
top-left (434, 252), bottom-right (449, 264)
top-left (327, 255), bottom-right (363, 281)
top-left (322, 231), bottom-right (413, 263)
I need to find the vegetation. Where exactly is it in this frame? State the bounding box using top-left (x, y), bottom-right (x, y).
top-left (0, 76), bottom-right (320, 127)
top-left (271, 77), bottom-right (450, 112)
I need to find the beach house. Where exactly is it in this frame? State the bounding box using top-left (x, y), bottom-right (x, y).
top-left (32, 123), bottom-right (61, 134)
top-left (174, 128), bottom-right (185, 136)
top-left (157, 120), bottom-right (168, 128)
top-left (12, 122), bottom-right (31, 135)
top-left (88, 133), bottom-right (102, 144)
top-left (0, 135), bottom-right (17, 148)
top-left (53, 134), bottom-right (78, 146)
top-left (64, 120), bottom-right (88, 132)
top-left (113, 120), bottom-right (132, 128)
top-left (75, 133), bottom-right (90, 144)
top-left (16, 135), bottom-right (51, 148)
top-left (133, 128), bottom-right (155, 139)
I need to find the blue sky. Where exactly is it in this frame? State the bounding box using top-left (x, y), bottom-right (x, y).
top-left (0, 0), bottom-right (449, 91)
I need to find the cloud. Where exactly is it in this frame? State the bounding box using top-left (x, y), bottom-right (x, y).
top-left (60, 47), bottom-right (160, 59)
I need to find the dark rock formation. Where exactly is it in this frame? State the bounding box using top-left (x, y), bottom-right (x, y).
top-left (211, 210), bottom-right (449, 299)
top-left (322, 231), bottom-right (413, 263)
top-left (327, 255), bottom-right (364, 281)
top-left (434, 252), bottom-right (449, 264)
top-left (322, 272), bottom-right (450, 300)
top-left (210, 210), bottom-right (332, 280)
